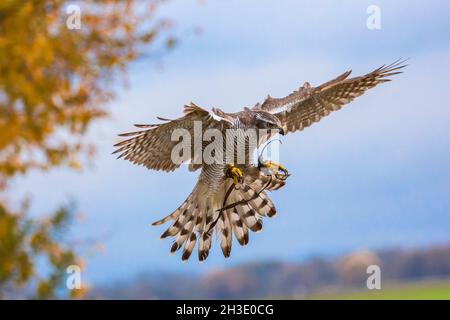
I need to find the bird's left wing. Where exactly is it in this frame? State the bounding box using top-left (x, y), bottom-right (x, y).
top-left (113, 103), bottom-right (232, 172)
top-left (255, 59), bottom-right (407, 134)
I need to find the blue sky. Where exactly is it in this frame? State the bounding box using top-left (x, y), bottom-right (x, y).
top-left (10, 0), bottom-right (450, 284)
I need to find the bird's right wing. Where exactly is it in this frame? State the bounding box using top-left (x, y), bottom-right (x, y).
top-left (113, 103), bottom-right (233, 172)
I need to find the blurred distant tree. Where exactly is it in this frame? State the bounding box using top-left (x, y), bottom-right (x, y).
top-left (0, 202), bottom-right (85, 299)
top-left (337, 250), bottom-right (380, 286)
top-left (0, 0), bottom-right (174, 298)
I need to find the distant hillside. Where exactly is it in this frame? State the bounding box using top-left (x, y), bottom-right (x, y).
top-left (89, 244), bottom-right (450, 299)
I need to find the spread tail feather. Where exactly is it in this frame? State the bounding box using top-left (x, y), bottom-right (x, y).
top-left (152, 177), bottom-right (279, 261)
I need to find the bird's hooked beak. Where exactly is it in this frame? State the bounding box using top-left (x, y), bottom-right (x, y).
top-left (278, 127), bottom-right (285, 136)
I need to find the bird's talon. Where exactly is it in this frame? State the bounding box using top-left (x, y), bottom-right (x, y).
top-left (261, 161), bottom-right (289, 179)
top-left (225, 164), bottom-right (244, 185)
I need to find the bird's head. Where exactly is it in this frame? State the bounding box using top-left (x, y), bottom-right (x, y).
top-left (253, 111), bottom-right (285, 135)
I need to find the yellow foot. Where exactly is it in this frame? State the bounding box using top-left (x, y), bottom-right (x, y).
top-left (259, 160), bottom-right (290, 180)
top-left (225, 164), bottom-right (244, 185)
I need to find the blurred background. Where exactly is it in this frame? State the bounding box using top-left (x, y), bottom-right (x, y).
top-left (1, 0), bottom-right (450, 299)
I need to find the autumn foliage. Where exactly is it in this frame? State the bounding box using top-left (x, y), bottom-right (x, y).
top-left (0, 0), bottom-right (171, 298)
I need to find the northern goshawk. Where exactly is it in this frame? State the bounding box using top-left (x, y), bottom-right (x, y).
top-left (114, 60), bottom-right (406, 261)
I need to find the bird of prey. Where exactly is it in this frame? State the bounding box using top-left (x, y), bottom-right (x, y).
top-left (114, 60), bottom-right (406, 261)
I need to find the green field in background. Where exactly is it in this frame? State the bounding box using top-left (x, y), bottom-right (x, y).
top-left (304, 281), bottom-right (450, 300)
